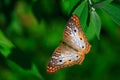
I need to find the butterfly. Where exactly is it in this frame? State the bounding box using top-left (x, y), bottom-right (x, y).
top-left (47, 15), bottom-right (91, 73)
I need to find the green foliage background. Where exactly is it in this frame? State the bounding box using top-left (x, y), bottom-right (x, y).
top-left (0, 0), bottom-right (120, 80)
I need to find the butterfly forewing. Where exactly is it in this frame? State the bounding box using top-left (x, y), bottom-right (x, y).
top-left (63, 15), bottom-right (91, 53)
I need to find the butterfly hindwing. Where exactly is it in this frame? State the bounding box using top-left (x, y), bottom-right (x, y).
top-left (47, 43), bottom-right (82, 73)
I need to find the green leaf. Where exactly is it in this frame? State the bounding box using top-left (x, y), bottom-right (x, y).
top-left (7, 60), bottom-right (44, 80)
top-left (101, 4), bottom-right (120, 25)
top-left (92, 0), bottom-right (101, 3)
top-left (73, 0), bottom-right (88, 31)
top-left (80, 1), bottom-right (88, 31)
top-left (0, 42), bottom-right (11, 57)
top-left (61, 0), bottom-right (79, 15)
top-left (93, 0), bottom-right (113, 8)
top-left (31, 64), bottom-right (44, 80)
top-left (0, 30), bottom-right (14, 57)
top-left (86, 19), bottom-right (96, 41)
top-left (73, 0), bottom-right (86, 15)
top-left (91, 10), bottom-right (101, 39)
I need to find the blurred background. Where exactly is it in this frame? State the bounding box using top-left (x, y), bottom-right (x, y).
top-left (0, 0), bottom-right (120, 80)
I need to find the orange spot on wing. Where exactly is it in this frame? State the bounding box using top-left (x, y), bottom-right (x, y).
top-left (64, 28), bottom-right (70, 37)
top-left (53, 53), bottom-right (60, 57)
top-left (55, 47), bottom-right (61, 53)
top-left (71, 15), bottom-right (81, 28)
top-left (47, 66), bottom-right (61, 73)
top-left (77, 54), bottom-right (85, 64)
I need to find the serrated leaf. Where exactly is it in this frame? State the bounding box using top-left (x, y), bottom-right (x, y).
top-left (101, 4), bottom-right (120, 25)
top-left (91, 10), bottom-right (101, 39)
top-left (73, 0), bottom-right (88, 31)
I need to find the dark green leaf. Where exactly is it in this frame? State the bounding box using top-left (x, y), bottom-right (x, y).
top-left (101, 4), bottom-right (120, 25)
top-left (73, 0), bottom-right (86, 15)
top-left (73, 0), bottom-right (88, 31)
top-left (92, 0), bottom-right (101, 3)
top-left (91, 10), bottom-right (101, 39)
top-left (0, 31), bottom-right (14, 57)
top-left (93, 0), bottom-right (113, 8)
top-left (80, 1), bottom-right (88, 31)
top-left (61, 0), bottom-right (79, 14)
top-left (7, 60), bottom-right (44, 80)
top-left (86, 18), bottom-right (96, 41)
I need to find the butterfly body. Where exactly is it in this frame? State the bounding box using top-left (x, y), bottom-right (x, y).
top-left (47, 15), bottom-right (91, 73)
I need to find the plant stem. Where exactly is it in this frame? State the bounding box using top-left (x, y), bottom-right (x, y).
top-left (88, 0), bottom-right (92, 5)
top-left (88, 0), bottom-right (95, 11)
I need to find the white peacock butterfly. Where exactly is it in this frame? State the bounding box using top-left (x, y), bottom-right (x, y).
top-left (47, 15), bottom-right (91, 73)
